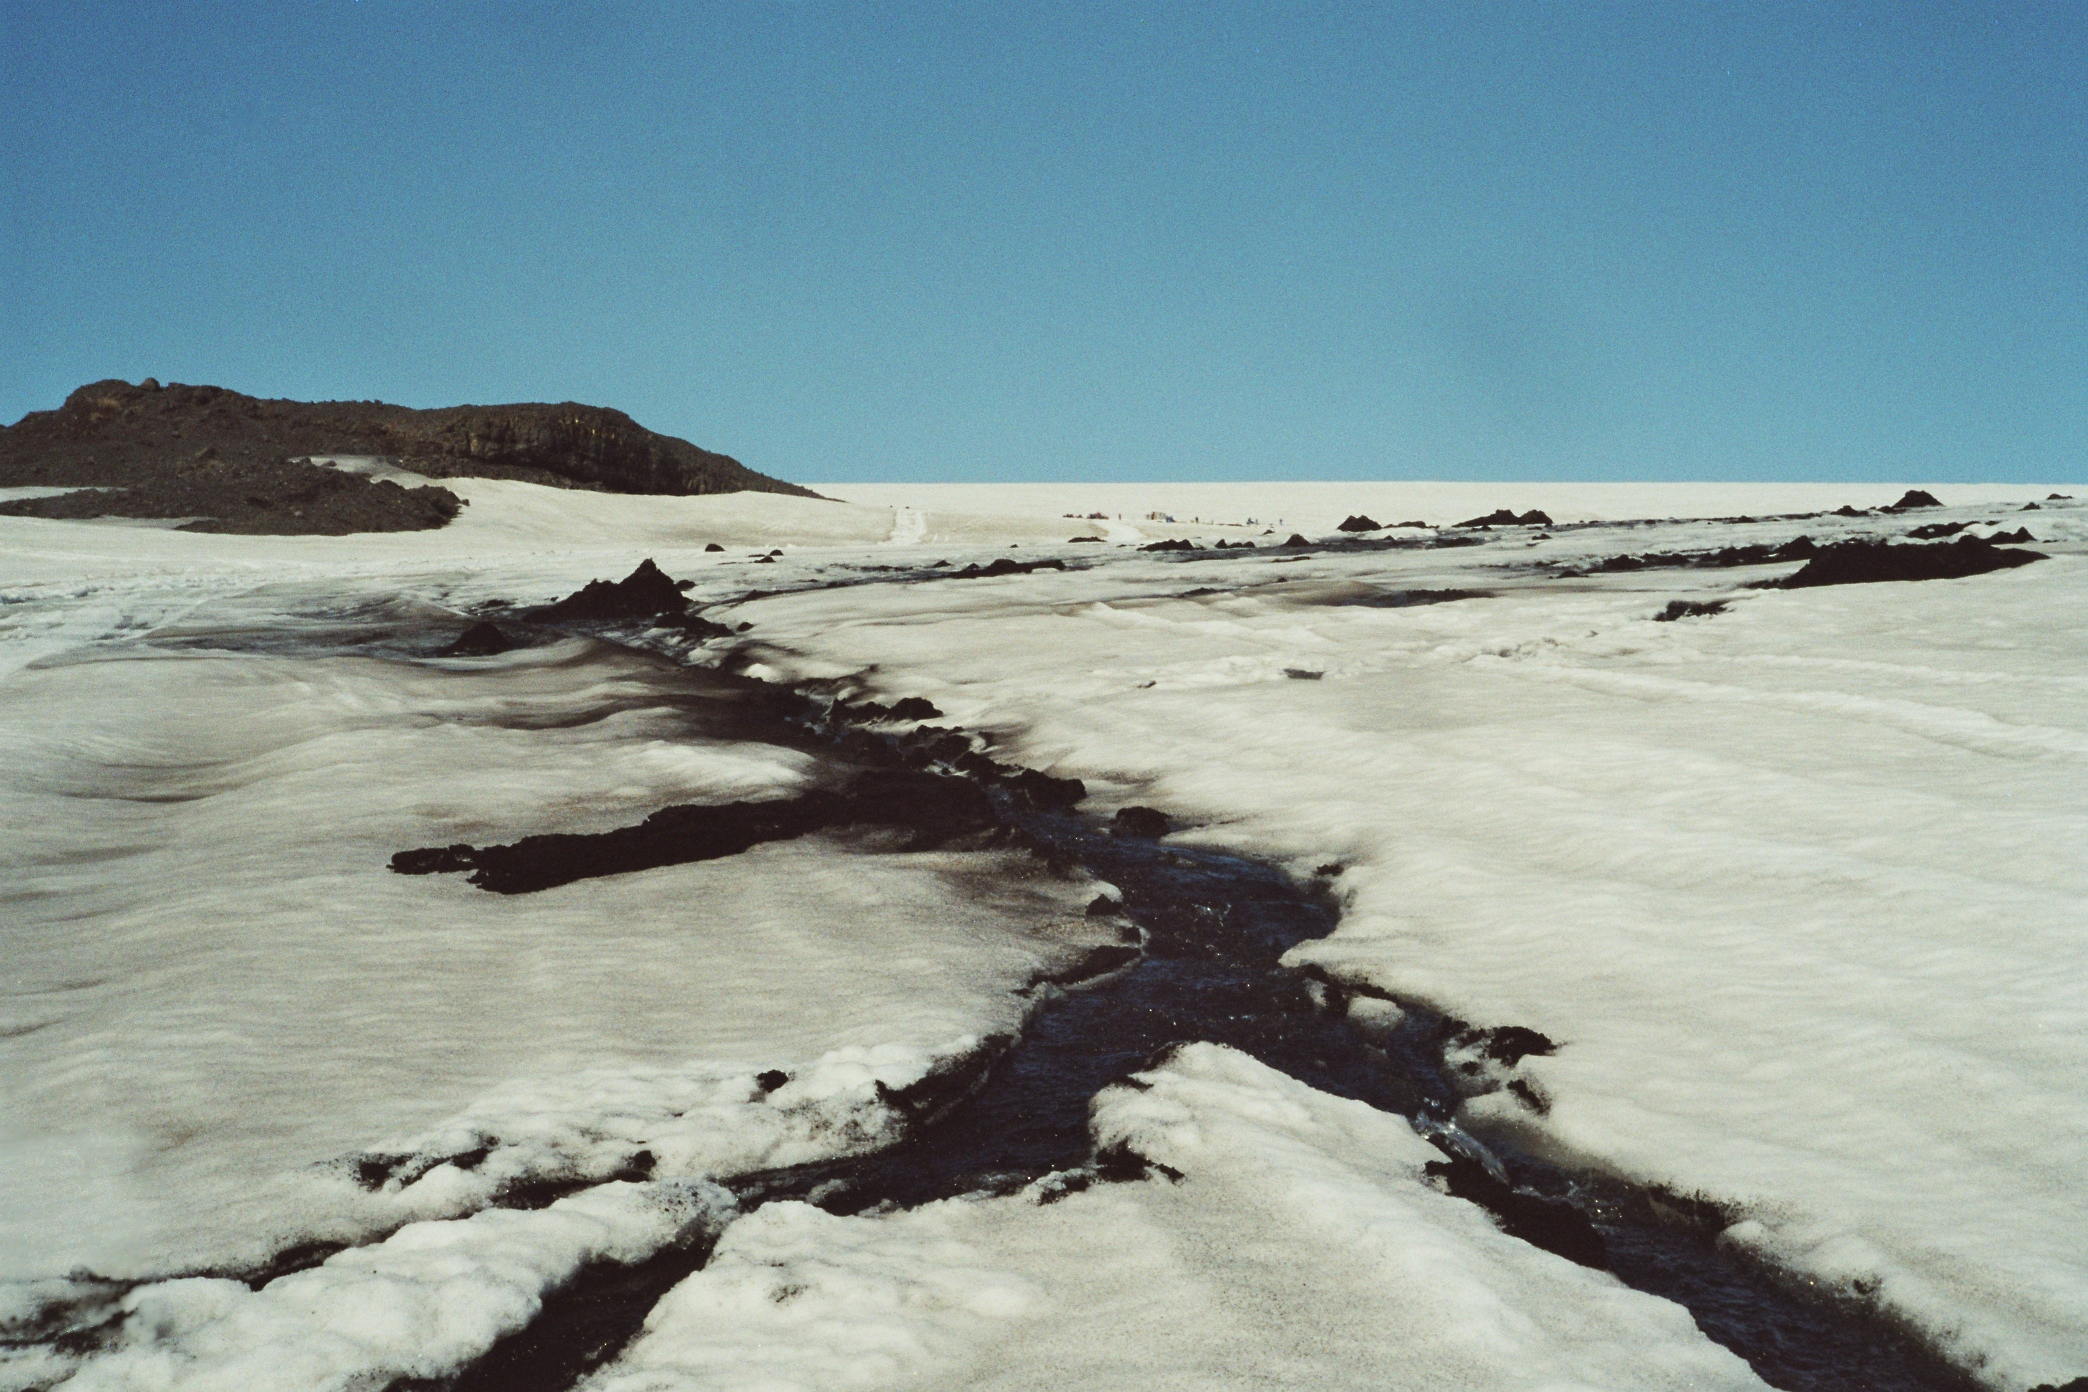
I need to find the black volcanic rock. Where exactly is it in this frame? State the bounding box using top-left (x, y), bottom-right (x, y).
top-left (1280, 533), bottom-right (1311, 547)
top-left (1336, 514), bottom-right (1382, 532)
top-left (529, 559), bottom-right (689, 623)
top-left (952, 557), bottom-right (1066, 578)
top-left (0, 379), bottom-right (813, 534)
top-left (0, 454), bottom-right (462, 535)
top-left (1005, 768), bottom-right (1087, 809)
top-left (1111, 806), bottom-right (1172, 838)
top-left (1886, 489), bottom-right (1943, 510)
top-left (1777, 536), bottom-right (2045, 588)
top-left (1139, 538), bottom-right (1197, 552)
top-left (1456, 508), bottom-right (1552, 528)
top-left (440, 622), bottom-right (516, 657)
top-left (1567, 536), bottom-right (1814, 578)
top-left (527, 559), bottom-right (738, 639)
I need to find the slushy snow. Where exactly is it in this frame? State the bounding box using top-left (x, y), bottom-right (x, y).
top-left (4, 476), bottom-right (2083, 1390)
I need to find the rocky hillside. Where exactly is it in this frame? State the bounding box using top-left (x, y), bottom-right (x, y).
top-left (0, 379), bottom-right (814, 534)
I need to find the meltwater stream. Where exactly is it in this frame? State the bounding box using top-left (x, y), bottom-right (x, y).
top-left (123, 576), bottom-right (1995, 1392)
top-left (445, 799), bottom-right (1979, 1392)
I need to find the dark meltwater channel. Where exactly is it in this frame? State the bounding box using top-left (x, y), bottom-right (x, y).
top-left (447, 798), bottom-right (1979, 1392)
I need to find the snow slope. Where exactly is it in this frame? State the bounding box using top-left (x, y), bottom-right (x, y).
top-left (591, 1046), bottom-right (1767, 1392)
top-left (0, 488), bottom-right (1116, 1388)
top-left (728, 492), bottom-right (2088, 1388)
top-left (5, 478), bottom-right (2084, 1390)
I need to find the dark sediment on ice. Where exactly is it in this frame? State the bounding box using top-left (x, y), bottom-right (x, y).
top-left (18, 552), bottom-right (2008, 1392)
top-left (1303, 586), bottom-right (1490, 609)
top-left (382, 630), bottom-right (1990, 1392)
top-left (1564, 536), bottom-right (1816, 576)
top-left (391, 768), bottom-right (1011, 894)
top-left (950, 556), bottom-right (1067, 578)
top-left (1885, 489), bottom-right (1943, 511)
top-left (1336, 514), bottom-right (1382, 532)
top-left (1776, 536), bottom-right (2045, 588)
top-left (1655, 599), bottom-right (1729, 622)
top-left (434, 774), bottom-right (1982, 1392)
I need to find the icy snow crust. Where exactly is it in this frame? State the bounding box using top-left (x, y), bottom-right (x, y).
top-left (2, 477), bottom-right (2082, 1389)
top-left (727, 483), bottom-right (2087, 1390)
top-left (589, 1045), bottom-right (1766, 1392)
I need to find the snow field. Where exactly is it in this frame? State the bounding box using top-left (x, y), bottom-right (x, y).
top-left (1, 618), bottom-right (1107, 1294)
top-left (57, 1180), bottom-right (732, 1392)
top-left (815, 480), bottom-right (2073, 538)
top-left (5, 479), bottom-right (2084, 1389)
top-left (724, 503), bottom-right (2088, 1386)
top-left (586, 1045), bottom-right (1768, 1392)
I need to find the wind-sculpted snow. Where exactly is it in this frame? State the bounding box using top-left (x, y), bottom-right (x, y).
top-left (60, 1182), bottom-right (732, 1392)
top-left (725, 493), bottom-right (2088, 1387)
top-left (3, 478), bottom-right (2084, 1391)
top-left (0, 613), bottom-right (1104, 1298)
top-left (588, 1046), bottom-right (1766, 1391)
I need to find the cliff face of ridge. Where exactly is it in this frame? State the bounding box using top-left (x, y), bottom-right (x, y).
top-left (0, 379), bottom-right (815, 534)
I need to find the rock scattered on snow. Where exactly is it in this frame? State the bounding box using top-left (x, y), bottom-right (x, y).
top-left (1455, 508), bottom-right (1552, 528)
top-left (529, 559), bottom-right (687, 622)
top-left (952, 556), bottom-right (1068, 578)
top-left (1111, 806), bottom-right (1172, 839)
top-left (1777, 535), bottom-right (2045, 589)
top-left (440, 621), bottom-right (515, 657)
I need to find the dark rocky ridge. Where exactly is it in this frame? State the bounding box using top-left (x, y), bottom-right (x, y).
top-left (0, 456), bottom-right (463, 535)
top-left (0, 378), bottom-right (814, 534)
top-left (1777, 535), bottom-right (2046, 588)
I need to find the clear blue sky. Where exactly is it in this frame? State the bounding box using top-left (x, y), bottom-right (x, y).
top-left (3, 2), bottom-right (2082, 483)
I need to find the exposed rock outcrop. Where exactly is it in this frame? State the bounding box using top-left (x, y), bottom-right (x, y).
top-left (1777, 535), bottom-right (2044, 588)
top-left (1455, 508), bottom-right (1553, 528)
top-left (0, 378), bottom-right (813, 534)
